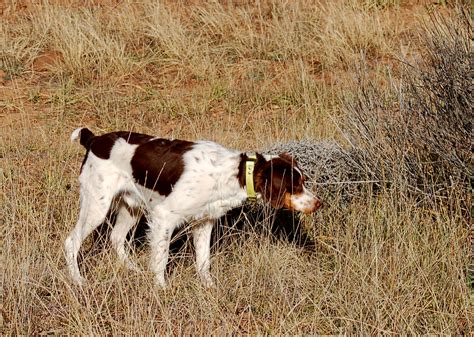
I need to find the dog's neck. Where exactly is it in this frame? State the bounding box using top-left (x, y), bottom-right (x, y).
top-left (237, 153), bottom-right (261, 199)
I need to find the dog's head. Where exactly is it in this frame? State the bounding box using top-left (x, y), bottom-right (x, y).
top-left (254, 153), bottom-right (322, 214)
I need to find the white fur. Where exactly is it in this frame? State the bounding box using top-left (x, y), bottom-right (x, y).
top-left (291, 186), bottom-right (319, 214)
top-left (70, 127), bottom-right (83, 142)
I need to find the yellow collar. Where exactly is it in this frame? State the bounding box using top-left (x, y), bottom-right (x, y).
top-left (245, 152), bottom-right (257, 200)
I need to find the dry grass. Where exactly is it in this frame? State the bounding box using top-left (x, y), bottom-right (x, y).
top-left (1, 0), bottom-right (471, 334)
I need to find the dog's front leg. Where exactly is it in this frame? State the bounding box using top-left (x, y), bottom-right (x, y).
top-left (149, 208), bottom-right (180, 288)
top-left (192, 220), bottom-right (215, 287)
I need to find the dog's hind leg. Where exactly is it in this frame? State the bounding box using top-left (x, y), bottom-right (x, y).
top-left (64, 183), bottom-right (114, 286)
top-left (110, 203), bottom-right (141, 271)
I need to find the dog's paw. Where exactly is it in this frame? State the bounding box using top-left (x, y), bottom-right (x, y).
top-left (155, 276), bottom-right (169, 290)
top-left (201, 275), bottom-right (215, 288)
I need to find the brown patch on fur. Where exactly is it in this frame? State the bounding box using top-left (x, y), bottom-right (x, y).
top-left (131, 138), bottom-right (194, 196)
top-left (88, 131), bottom-right (155, 159)
top-left (278, 152), bottom-right (295, 164)
top-left (237, 153), bottom-right (248, 189)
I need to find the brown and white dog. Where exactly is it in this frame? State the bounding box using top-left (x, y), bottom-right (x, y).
top-left (65, 128), bottom-right (321, 287)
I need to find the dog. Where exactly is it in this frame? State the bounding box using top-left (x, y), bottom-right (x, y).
top-left (65, 128), bottom-right (322, 287)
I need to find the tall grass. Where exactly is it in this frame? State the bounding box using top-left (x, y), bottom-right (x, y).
top-left (1, 0), bottom-right (471, 334)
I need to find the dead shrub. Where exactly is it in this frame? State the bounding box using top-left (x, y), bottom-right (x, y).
top-left (341, 8), bottom-right (472, 202)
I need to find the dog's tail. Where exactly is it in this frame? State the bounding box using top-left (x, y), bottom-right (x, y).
top-left (71, 127), bottom-right (95, 149)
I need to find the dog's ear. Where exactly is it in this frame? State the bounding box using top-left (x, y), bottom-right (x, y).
top-left (256, 152), bottom-right (266, 163)
top-left (261, 178), bottom-right (287, 209)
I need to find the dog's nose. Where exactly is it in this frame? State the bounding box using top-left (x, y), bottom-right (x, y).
top-left (304, 198), bottom-right (322, 214)
top-left (300, 198), bottom-right (322, 214)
